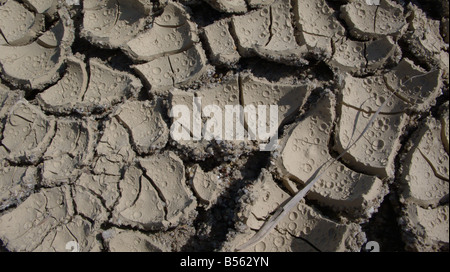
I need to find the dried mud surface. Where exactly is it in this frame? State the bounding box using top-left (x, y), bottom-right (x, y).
top-left (0, 0), bottom-right (448, 252)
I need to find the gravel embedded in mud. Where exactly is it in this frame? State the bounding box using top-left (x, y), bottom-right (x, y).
top-left (0, 0), bottom-right (448, 252)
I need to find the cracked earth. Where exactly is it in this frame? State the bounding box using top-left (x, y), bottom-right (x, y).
top-left (0, 0), bottom-right (448, 252)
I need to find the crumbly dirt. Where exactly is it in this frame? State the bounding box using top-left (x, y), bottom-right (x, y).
top-left (0, 0), bottom-right (448, 252)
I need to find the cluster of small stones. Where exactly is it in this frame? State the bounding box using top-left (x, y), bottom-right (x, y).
top-left (0, 0), bottom-right (448, 252)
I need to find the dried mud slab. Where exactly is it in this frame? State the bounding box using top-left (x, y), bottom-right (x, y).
top-left (246, 0), bottom-right (275, 8)
top-left (399, 117), bottom-right (449, 251)
top-left (336, 105), bottom-right (406, 178)
top-left (202, 19), bottom-right (240, 67)
top-left (102, 227), bottom-right (169, 252)
top-left (340, 0), bottom-right (407, 40)
top-left (236, 170), bottom-right (291, 231)
top-left (94, 117), bottom-right (135, 176)
top-left (72, 185), bottom-right (109, 226)
top-left (293, 0), bottom-right (345, 57)
top-left (43, 118), bottom-right (96, 163)
top-left (225, 230), bottom-right (319, 252)
top-left (37, 57), bottom-right (142, 114)
top-left (196, 73), bottom-right (241, 140)
top-left (384, 59), bottom-right (443, 112)
top-left (190, 164), bottom-right (220, 205)
top-left (252, 0), bottom-right (308, 65)
top-left (241, 73), bottom-right (311, 130)
top-left (112, 152), bottom-right (196, 230)
top-left (42, 154), bottom-right (80, 186)
top-left (328, 37), bottom-right (401, 75)
top-left (134, 43), bottom-right (209, 95)
top-left (328, 38), bottom-right (366, 74)
top-left (168, 90), bottom-right (216, 160)
top-left (112, 165), bottom-right (166, 230)
top-left (0, 186), bottom-right (74, 251)
top-left (33, 215), bottom-right (102, 252)
top-left (404, 4), bottom-right (449, 73)
top-left (0, 6), bottom-right (74, 89)
top-left (203, 0), bottom-right (247, 14)
top-left (333, 71), bottom-right (427, 178)
top-left (414, 120), bottom-right (449, 181)
top-left (334, 73), bottom-right (414, 177)
top-left (339, 75), bottom-right (409, 114)
top-left (0, 166), bottom-right (38, 210)
top-left (0, 85), bottom-right (23, 158)
top-left (400, 119), bottom-right (449, 207)
top-left (230, 6), bottom-right (269, 56)
top-left (139, 152), bottom-right (197, 228)
top-left (41, 118), bottom-right (96, 186)
top-left (130, 3), bottom-right (209, 94)
top-left (0, 0), bottom-right (44, 46)
top-left (81, 0), bottom-right (152, 49)
top-left (0, 83), bottom-right (23, 134)
top-left (115, 99), bottom-right (169, 155)
top-left (275, 93), bottom-right (387, 218)
top-left (168, 74), bottom-right (256, 159)
top-left (168, 88), bottom-right (196, 144)
top-left (1, 100), bottom-right (55, 164)
top-left (399, 204), bottom-right (449, 252)
top-left (133, 57), bottom-right (173, 93)
top-left (36, 57), bottom-right (89, 113)
top-left (0, 84), bottom-right (23, 116)
top-left (400, 150), bottom-right (448, 207)
top-left (81, 59), bottom-right (142, 110)
top-left (124, 2), bottom-right (199, 61)
top-left (76, 173), bottom-right (120, 211)
top-left (126, 19), bottom-right (197, 61)
top-left (365, 37), bottom-right (402, 69)
top-left (231, 0), bottom-right (308, 65)
top-left (222, 170), bottom-right (366, 252)
top-left (169, 43), bottom-right (209, 87)
top-left (22, 0), bottom-right (58, 15)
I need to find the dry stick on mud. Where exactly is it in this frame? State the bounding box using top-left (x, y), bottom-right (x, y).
top-left (236, 70), bottom-right (437, 252)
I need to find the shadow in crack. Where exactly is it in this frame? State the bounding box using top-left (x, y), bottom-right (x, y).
top-left (361, 193), bottom-right (406, 252)
top-left (0, 239), bottom-right (9, 252)
top-left (180, 151), bottom-right (270, 252)
top-left (289, 235), bottom-right (322, 252)
top-left (186, 1), bottom-right (231, 28)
